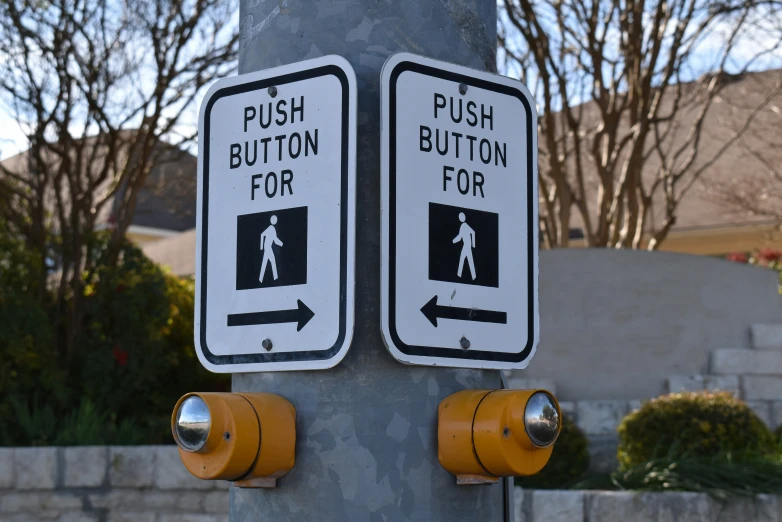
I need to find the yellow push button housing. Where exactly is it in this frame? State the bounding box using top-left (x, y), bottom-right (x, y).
top-left (171, 392), bottom-right (295, 488)
top-left (438, 389), bottom-right (561, 485)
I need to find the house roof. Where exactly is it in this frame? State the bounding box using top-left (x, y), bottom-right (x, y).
top-left (0, 134), bottom-right (197, 233)
top-left (664, 69), bottom-right (782, 231)
top-left (560, 68), bottom-right (782, 234)
top-left (128, 148), bottom-right (197, 233)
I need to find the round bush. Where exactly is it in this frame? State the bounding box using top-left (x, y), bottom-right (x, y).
top-left (515, 414), bottom-right (590, 489)
top-left (617, 392), bottom-right (775, 470)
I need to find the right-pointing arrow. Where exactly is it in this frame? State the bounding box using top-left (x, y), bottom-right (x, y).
top-left (420, 295), bottom-right (507, 328)
top-left (227, 299), bottom-right (315, 331)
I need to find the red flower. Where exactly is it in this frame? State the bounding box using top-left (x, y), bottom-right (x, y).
top-left (726, 252), bottom-right (749, 263)
top-left (112, 346), bottom-right (128, 367)
top-left (757, 248), bottom-right (782, 264)
top-left (115, 282), bottom-right (125, 293)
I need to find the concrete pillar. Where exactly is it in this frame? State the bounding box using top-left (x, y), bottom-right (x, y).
top-left (232, 2), bottom-right (503, 520)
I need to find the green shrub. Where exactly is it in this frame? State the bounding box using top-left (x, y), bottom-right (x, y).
top-left (617, 392), bottom-right (775, 470)
top-left (0, 225), bottom-right (66, 445)
top-left (515, 414), bottom-right (590, 488)
top-left (72, 240), bottom-right (228, 443)
top-left (0, 233), bottom-right (228, 446)
top-left (10, 398), bottom-right (148, 446)
top-left (576, 451), bottom-right (782, 499)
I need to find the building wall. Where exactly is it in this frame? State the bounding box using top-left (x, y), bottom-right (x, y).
top-left (530, 249), bottom-right (782, 401)
top-left (568, 224), bottom-right (782, 255)
top-left (655, 224), bottom-right (782, 256)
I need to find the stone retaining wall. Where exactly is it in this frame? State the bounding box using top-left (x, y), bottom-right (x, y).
top-left (510, 323), bottom-right (782, 473)
top-left (0, 446), bottom-right (228, 522)
top-left (529, 250), bottom-right (782, 401)
top-left (3, 445), bottom-right (781, 521)
top-left (514, 489), bottom-right (779, 522)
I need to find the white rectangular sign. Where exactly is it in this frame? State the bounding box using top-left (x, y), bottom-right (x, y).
top-left (195, 55), bottom-right (356, 372)
top-left (380, 53), bottom-right (539, 370)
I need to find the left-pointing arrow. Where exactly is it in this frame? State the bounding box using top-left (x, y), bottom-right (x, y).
top-left (420, 295), bottom-right (507, 328)
top-left (227, 299), bottom-right (315, 332)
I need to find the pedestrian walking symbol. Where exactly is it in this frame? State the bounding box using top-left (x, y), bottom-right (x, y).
top-left (454, 212), bottom-right (477, 280)
top-left (429, 203), bottom-right (498, 288)
top-left (260, 215), bottom-right (283, 282)
top-left (236, 206), bottom-right (308, 290)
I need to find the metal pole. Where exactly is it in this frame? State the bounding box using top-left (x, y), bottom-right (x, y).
top-left (232, 2), bottom-right (502, 520)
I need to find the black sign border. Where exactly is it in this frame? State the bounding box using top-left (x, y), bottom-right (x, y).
top-left (200, 65), bottom-right (350, 365)
top-left (387, 59), bottom-right (536, 363)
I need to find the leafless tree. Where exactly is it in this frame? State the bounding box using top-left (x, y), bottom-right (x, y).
top-left (499, 0), bottom-right (782, 249)
top-left (0, 0), bottom-right (237, 355)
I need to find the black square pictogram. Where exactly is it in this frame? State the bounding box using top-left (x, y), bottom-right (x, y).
top-left (428, 203), bottom-right (499, 288)
top-left (236, 206), bottom-right (308, 290)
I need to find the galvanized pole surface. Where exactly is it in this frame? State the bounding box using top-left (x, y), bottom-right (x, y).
top-left (232, 2), bottom-right (502, 521)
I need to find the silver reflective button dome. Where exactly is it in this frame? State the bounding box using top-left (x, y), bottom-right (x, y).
top-left (524, 392), bottom-right (560, 448)
top-left (175, 395), bottom-right (211, 452)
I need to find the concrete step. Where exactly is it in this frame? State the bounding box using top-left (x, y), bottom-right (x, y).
top-left (711, 348), bottom-right (782, 375)
top-left (742, 375), bottom-right (782, 400)
top-left (751, 324), bottom-right (782, 350)
top-left (666, 374), bottom-right (739, 395)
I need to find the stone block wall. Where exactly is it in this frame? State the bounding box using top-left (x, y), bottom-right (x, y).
top-left (0, 446), bottom-right (228, 522)
top-left (510, 323), bottom-right (782, 472)
top-left (531, 249), bottom-right (782, 401)
top-left (3, 444), bottom-right (782, 521)
top-left (668, 323), bottom-right (782, 429)
top-left (514, 489), bottom-right (781, 522)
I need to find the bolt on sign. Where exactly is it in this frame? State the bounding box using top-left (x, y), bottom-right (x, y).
top-left (380, 53), bottom-right (539, 370)
top-left (195, 55), bottom-right (357, 372)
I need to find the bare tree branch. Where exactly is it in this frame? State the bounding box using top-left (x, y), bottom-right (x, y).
top-left (500, 0), bottom-right (782, 249)
top-left (0, 0), bottom-right (238, 356)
